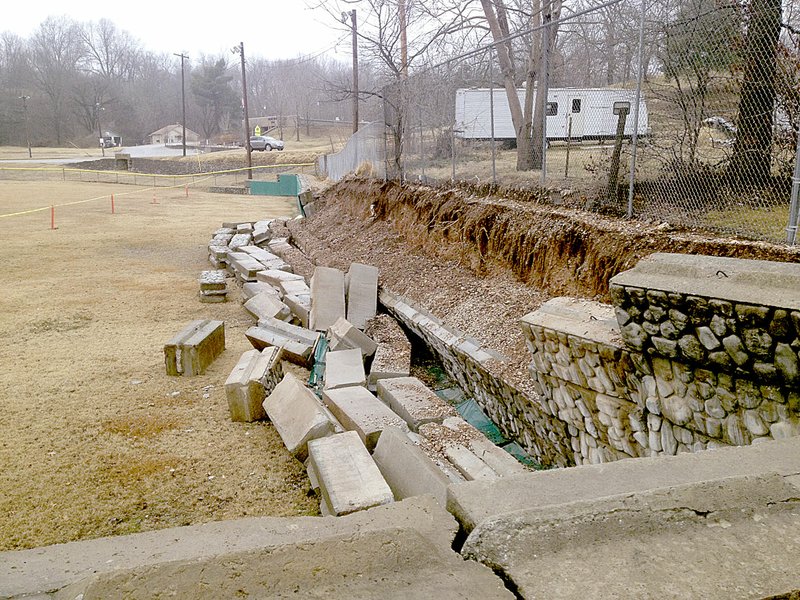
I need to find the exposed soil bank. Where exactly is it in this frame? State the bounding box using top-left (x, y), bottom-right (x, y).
top-left (287, 177), bottom-right (800, 401)
top-left (317, 179), bottom-right (799, 301)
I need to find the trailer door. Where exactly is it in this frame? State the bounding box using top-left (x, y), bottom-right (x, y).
top-left (568, 97), bottom-right (584, 139)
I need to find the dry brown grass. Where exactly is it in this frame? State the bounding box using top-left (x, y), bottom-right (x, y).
top-left (0, 178), bottom-right (318, 552)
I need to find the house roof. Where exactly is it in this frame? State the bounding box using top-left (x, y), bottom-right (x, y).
top-left (147, 123), bottom-right (200, 138)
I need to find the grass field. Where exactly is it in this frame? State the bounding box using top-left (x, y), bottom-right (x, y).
top-left (0, 179), bottom-right (318, 551)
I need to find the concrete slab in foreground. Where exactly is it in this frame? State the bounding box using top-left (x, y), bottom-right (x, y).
top-left (462, 473), bottom-right (800, 599)
top-left (448, 435), bottom-right (800, 533)
top-left (0, 497), bottom-right (511, 600)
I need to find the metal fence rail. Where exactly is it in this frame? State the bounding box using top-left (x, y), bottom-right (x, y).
top-left (317, 121), bottom-right (386, 181)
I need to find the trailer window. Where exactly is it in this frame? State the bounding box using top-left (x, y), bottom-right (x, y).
top-left (571, 99), bottom-right (581, 113)
top-left (546, 102), bottom-right (558, 116)
top-left (613, 101), bottom-right (631, 115)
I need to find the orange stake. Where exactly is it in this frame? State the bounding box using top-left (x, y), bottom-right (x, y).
top-left (185, 184), bottom-right (189, 197)
top-left (151, 192), bottom-right (158, 205)
top-left (50, 205), bottom-right (55, 230)
top-left (111, 194), bottom-right (115, 214)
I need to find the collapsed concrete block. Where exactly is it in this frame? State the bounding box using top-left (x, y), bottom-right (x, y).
top-left (376, 377), bottom-right (457, 431)
top-left (365, 314), bottom-right (412, 390)
top-left (226, 252), bottom-right (264, 281)
top-left (419, 417), bottom-right (526, 482)
top-left (228, 233), bottom-right (252, 250)
top-left (279, 278), bottom-right (311, 298)
top-left (241, 282), bottom-right (280, 302)
top-left (164, 320), bottom-right (225, 376)
top-left (214, 226), bottom-right (236, 236)
top-left (257, 269), bottom-right (304, 287)
top-left (284, 294), bottom-right (311, 328)
top-left (372, 427), bottom-right (452, 505)
top-left (239, 246), bottom-right (279, 263)
top-left (310, 266), bottom-right (346, 332)
top-left (262, 373), bottom-right (340, 461)
top-left (322, 386), bottom-right (409, 451)
top-left (199, 270), bottom-right (228, 302)
top-left (267, 237), bottom-right (293, 258)
top-left (444, 445), bottom-right (500, 481)
top-left (467, 434), bottom-right (528, 478)
top-left (236, 223), bottom-right (254, 234)
top-left (207, 245), bottom-right (229, 262)
top-left (346, 263), bottom-right (379, 330)
top-left (243, 292), bottom-right (291, 322)
top-left (328, 317), bottom-right (378, 358)
top-left (246, 318), bottom-right (319, 366)
top-left (324, 348), bottom-right (366, 390)
top-left (224, 347), bottom-right (284, 422)
top-left (239, 246), bottom-right (289, 271)
top-left (307, 431), bottom-right (394, 516)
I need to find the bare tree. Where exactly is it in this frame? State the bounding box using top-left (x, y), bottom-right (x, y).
top-left (29, 16), bottom-right (84, 145)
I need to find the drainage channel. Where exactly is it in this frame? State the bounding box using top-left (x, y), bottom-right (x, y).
top-left (404, 318), bottom-right (541, 469)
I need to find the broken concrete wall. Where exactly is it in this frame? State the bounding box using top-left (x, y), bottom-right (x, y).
top-left (380, 288), bottom-right (573, 468)
top-left (520, 254), bottom-right (800, 465)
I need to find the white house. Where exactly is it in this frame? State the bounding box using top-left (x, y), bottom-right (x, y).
top-left (147, 123), bottom-right (201, 145)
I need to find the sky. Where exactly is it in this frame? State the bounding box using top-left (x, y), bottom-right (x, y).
top-left (3, 1), bottom-right (351, 63)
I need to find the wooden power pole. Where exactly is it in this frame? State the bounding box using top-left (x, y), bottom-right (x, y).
top-left (173, 52), bottom-right (189, 157)
top-left (234, 42), bottom-right (253, 180)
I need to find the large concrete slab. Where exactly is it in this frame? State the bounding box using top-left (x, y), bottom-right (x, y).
top-left (310, 266), bottom-right (346, 332)
top-left (328, 316), bottom-right (378, 357)
top-left (324, 348), bottom-right (367, 390)
top-left (373, 427), bottom-right (452, 506)
top-left (377, 377), bottom-right (457, 432)
top-left (365, 314), bottom-right (412, 390)
top-left (307, 431), bottom-right (394, 516)
top-left (224, 347), bottom-right (283, 422)
top-left (448, 435), bottom-right (800, 533)
top-left (1, 497), bottom-right (510, 599)
top-left (243, 291), bottom-right (291, 322)
top-left (256, 269), bottom-right (304, 287)
top-left (462, 473), bottom-right (800, 599)
top-left (262, 373), bottom-right (340, 461)
top-left (164, 320), bottom-right (225, 376)
top-left (245, 321), bottom-right (319, 367)
top-left (284, 293), bottom-right (312, 328)
top-left (56, 527), bottom-right (515, 600)
top-left (346, 262), bottom-right (379, 329)
top-left (609, 252), bottom-right (800, 310)
top-left (241, 281), bottom-right (280, 301)
top-left (322, 386), bottom-right (409, 450)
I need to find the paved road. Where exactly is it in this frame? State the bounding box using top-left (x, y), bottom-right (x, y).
top-left (0, 144), bottom-right (202, 165)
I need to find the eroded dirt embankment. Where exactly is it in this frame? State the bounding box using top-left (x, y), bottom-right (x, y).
top-left (287, 177), bottom-right (799, 380)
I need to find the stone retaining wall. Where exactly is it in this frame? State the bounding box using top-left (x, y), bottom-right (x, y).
top-left (522, 253), bottom-right (800, 464)
top-left (610, 253), bottom-right (800, 452)
top-left (384, 253), bottom-right (800, 468)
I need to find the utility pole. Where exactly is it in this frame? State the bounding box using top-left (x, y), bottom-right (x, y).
top-left (233, 42), bottom-right (252, 179)
top-left (174, 52), bottom-right (189, 157)
top-left (18, 95), bottom-right (31, 158)
top-left (343, 9), bottom-right (359, 134)
top-left (95, 102), bottom-right (105, 157)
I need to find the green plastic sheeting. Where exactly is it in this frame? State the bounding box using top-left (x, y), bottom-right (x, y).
top-left (500, 441), bottom-right (541, 469)
top-left (453, 397), bottom-right (508, 446)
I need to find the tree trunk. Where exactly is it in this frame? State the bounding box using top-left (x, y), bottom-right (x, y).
top-left (729, 0), bottom-right (781, 184)
top-left (480, 0), bottom-right (534, 171)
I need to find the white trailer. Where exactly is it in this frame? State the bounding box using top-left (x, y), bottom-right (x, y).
top-left (455, 87), bottom-right (649, 141)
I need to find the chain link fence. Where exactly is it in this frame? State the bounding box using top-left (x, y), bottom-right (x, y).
top-left (338, 0), bottom-right (800, 245)
top-left (317, 121), bottom-right (386, 181)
